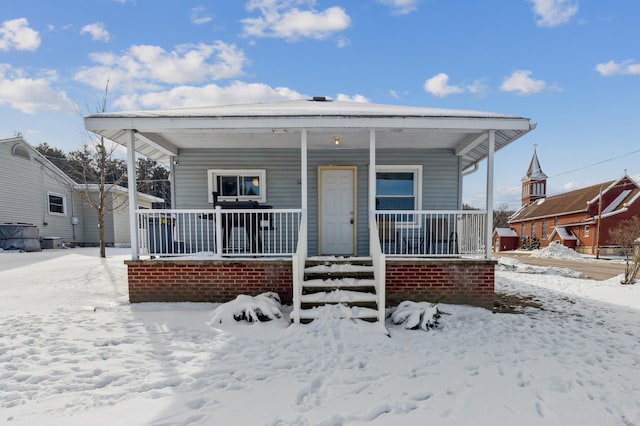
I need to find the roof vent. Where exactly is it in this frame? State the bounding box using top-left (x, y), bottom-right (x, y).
top-left (310, 96), bottom-right (330, 102)
top-left (12, 144), bottom-right (31, 160)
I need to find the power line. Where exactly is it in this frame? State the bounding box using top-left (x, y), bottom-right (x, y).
top-left (548, 147), bottom-right (640, 178)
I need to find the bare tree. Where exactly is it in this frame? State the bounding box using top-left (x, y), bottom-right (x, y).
top-left (76, 79), bottom-right (129, 258)
top-left (608, 216), bottom-right (640, 284)
top-left (493, 203), bottom-right (515, 229)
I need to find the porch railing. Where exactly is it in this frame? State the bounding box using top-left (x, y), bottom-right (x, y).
top-left (137, 208), bottom-right (302, 258)
top-left (374, 210), bottom-right (486, 257)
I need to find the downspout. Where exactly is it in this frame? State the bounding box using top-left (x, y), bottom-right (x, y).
top-left (462, 161), bottom-right (479, 177)
top-left (169, 156), bottom-right (177, 209)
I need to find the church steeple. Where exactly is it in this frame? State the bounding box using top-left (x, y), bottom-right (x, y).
top-left (522, 146), bottom-right (547, 206)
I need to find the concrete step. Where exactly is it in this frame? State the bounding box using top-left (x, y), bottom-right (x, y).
top-left (296, 305), bottom-right (379, 322)
top-left (300, 289), bottom-right (378, 304)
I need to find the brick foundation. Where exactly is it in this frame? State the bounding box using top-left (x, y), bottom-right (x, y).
top-left (125, 259), bottom-right (293, 303)
top-left (125, 258), bottom-right (495, 308)
top-left (385, 259), bottom-right (496, 308)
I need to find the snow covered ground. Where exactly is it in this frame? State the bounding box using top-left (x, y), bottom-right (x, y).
top-left (1, 248), bottom-right (639, 425)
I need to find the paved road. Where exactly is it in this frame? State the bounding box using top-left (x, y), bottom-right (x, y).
top-left (496, 252), bottom-right (626, 281)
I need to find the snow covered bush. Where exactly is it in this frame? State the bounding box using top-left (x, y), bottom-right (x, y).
top-left (388, 301), bottom-right (441, 331)
top-left (210, 292), bottom-right (283, 324)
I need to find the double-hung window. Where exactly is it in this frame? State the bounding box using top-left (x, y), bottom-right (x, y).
top-left (375, 165), bottom-right (421, 225)
top-left (375, 165), bottom-right (421, 211)
top-left (207, 169), bottom-right (266, 203)
top-left (47, 192), bottom-right (66, 216)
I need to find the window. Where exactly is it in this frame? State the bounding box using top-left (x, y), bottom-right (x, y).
top-left (541, 219), bottom-right (547, 238)
top-left (207, 169), bottom-right (266, 203)
top-left (47, 192), bottom-right (66, 216)
top-left (375, 165), bottom-right (421, 211)
top-left (584, 225), bottom-right (590, 237)
top-left (531, 222), bottom-right (535, 237)
top-left (521, 224), bottom-right (525, 237)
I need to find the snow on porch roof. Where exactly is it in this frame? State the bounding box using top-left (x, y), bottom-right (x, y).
top-left (84, 98), bottom-right (535, 166)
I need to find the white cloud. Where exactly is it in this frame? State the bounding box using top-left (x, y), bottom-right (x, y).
top-left (74, 41), bottom-right (248, 92)
top-left (191, 6), bottom-right (213, 25)
top-left (423, 73), bottom-right (464, 97)
top-left (466, 79), bottom-right (489, 96)
top-left (595, 60), bottom-right (640, 76)
top-left (335, 93), bottom-right (370, 102)
top-left (242, 0), bottom-right (350, 40)
top-left (529, 0), bottom-right (578, 27)
top-left (80, 22), bottom-right (110, 42)
top-left (500, 70), bottom-right (547, 95)
top-left (377, 0), bottom-right (419, 15)
top-left (0, 18), bottom-right (41, 51)
top-left (336, 35), bottom-right (350, 48)
top-left (112, 81), bottom-right (305, 110)
top-left (0, 64), bottom-right (78, 114)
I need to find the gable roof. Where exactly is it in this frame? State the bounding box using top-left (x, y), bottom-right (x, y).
top-left (84, 98), bottom-right (535, 168)
top-left (1, 136), bottom-right (76, 186)
top-left (494, 228), bottom-right (518, 237)
top-left (549, 227), bottom-right (578, 241)
top-left (510, 174), bottom-right (640, 223)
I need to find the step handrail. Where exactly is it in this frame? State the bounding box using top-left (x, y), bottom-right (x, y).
top-left (369, 212), bottom-right (386, 324)
top-left (291, 217), bottom-right (307, 323)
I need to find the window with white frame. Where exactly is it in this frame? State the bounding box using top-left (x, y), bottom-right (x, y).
top-left (584, 225), bottom-right (590, 237)
top-left (47, 192), bottom-right (66, 216)
top-left (207, 169), bottom-right (266, 203)
top-left (375, 165), bottom-right (421, 211)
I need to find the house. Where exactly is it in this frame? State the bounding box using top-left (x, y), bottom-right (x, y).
top-left (493, 228), bottom-right (519, 252)
top-left (508, 148), bottom-right (640, 254)
top-left (84, 98), bottom-right (535, 320)
top-left (0, 136), bottom-right (163, 249)
top-left (74, 183), bottom-right (164, 247)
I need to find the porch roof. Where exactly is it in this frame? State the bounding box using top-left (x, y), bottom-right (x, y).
top-left (84, 98), bottom-right (535, 169)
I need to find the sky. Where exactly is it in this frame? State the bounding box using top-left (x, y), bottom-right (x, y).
top-left (1, 246), bottom-right (640, 424)
top-left (2, 0), bottom-right (640, 209)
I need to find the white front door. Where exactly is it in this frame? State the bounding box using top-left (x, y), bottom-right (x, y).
top-left (319, 167), bottom-right (356, 255)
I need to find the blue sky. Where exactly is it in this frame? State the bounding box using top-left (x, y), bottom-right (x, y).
top-left (2, 0), bottom-right (639, 209)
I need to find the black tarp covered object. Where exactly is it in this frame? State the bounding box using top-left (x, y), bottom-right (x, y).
top-left (0, 224), bottom-right (41, 252)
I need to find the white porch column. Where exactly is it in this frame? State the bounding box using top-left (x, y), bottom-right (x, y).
top-left (127, 130), bottom-right (139, 260)
top-left (301, 129), bottom-right (308, 256)
top-left (369, 129), bottom-right (376, 215)
top-left (485, 130), bottom-right (495, 260)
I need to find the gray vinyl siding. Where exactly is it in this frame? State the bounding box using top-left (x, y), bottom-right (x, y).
top-left (174, 149), bottom-right (301, 210)
top-left (80, 192), bottom-right (118, 246)
top-left (174, 148), bottom-right (460, 256)
top-left (0, 140), bottom-right (79, 244)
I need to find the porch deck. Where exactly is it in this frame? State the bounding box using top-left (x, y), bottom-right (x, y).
top-left (127, 208), bottom-right (494, 320)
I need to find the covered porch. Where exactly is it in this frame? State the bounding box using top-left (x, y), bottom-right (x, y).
top-left (85, 99), bottom-right (534, 319)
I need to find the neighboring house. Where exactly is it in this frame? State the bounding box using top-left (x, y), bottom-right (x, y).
top-left (75, 184), bottom-right (163, 247)
top-left (0, 136), bottom-right (82, 245)
top-left (85, 98), bottom-right (535, 320)
top-left (0, 136), bottom-right (162, 248)
top-left (508, 148), bottom-right (640, 254)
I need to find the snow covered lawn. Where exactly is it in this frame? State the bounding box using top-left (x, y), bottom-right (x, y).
top-left (1, 248), bottom-right (639, 425)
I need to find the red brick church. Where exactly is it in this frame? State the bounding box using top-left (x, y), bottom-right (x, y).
top-left (504, 149), bottom-right (640, 254)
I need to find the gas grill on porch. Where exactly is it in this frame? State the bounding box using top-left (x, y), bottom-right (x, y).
top-left (211, 192), bottom-right (272, 254)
